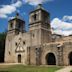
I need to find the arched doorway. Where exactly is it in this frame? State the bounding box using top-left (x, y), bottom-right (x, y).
top-left (18, 54), bottom-right (21, 63)
top-left (46, 53), bottom-right (56, 65)
top-left (69, 52), bottom-right (72, 65)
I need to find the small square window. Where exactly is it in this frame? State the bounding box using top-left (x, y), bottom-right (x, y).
top-left (33, 14), bottom-right (37, 21)
top-left (33, 34), bottom-right (35, 37)
top-left (15, 31), bottom-right (19, 35)
top-left (23, 41), bottom-right (25, 45)
top-left (10, 22), bottom-right (13, 28)
top-left (9, 51), bottom-right (11, 55)
top-left (15, 42), bottom-right (17, 46)
top-left (19, 38), bottom-right (21, 40)
top-left (57, 47), bottom-right (60, 50)
top-left (18, 23), bottom-right (21, 28)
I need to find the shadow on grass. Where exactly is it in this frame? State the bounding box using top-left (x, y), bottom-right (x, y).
top-left (0, 71), bottom-right (10, 72)
top-left (0, 65), bottom-right (63, 72)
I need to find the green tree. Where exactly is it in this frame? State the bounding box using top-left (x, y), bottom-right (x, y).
top-left (0, 32), bottom-right (6, 62)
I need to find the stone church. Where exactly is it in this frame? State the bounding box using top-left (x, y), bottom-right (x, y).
top-left (4, 4), bottom-right (72, 66)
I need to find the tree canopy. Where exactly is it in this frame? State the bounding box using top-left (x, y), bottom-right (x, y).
top-left (0, 32), bottom-right (6, 62)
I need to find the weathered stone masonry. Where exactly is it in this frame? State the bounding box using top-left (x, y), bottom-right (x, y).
top-left (4, 4), bottom-right (72, 66)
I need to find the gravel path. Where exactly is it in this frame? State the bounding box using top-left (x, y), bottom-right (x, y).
top-left (0, 63), bottom-right (20, 65)
top-left (55, 66), bottom-right (72, 72)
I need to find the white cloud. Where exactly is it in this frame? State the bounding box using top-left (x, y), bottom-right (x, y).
top-left (0, 14), bottom-right (7, 18)
top-left (51, 18), bottom-right (72, 30)
top-left (0, 1), bottom-right (22, 18)
top-left (22, 0), bottom-right (53, 6)
top-left (12, 0), bottom-right (22, 7)
top-left (8, 16), bottom-right (15, 20)
top-left (0, 5), bottom-right (16, 14)
top-left (0, 0), bottom-right (53, 18)
top-left (52, 29), bottom-right (72, 36)
top-left (51, 17), bottom-right (72, 36)
top-left (62, 15), bottom-right (72, 23)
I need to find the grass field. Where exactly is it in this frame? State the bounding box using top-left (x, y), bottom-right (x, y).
top-left (0, 64), bottom-right (62, 72)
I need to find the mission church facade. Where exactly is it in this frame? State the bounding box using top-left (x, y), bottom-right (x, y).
top-left (4, 4), bottom-right (72, 66)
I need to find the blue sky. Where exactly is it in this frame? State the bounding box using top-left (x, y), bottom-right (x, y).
top-left (0, 0), bottom-right (72, 36)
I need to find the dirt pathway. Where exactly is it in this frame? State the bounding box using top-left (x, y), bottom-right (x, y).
top-left (55, 66), bottom-right (72, 72)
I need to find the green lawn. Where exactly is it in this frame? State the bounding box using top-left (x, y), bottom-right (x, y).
top-left (0, 65), bottom-right (62, 72)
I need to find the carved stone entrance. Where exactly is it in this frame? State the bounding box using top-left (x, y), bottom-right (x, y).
top-left (69, 52), bottom-right (72, 65)
top-left (18, 54), bottom-right (21, 63)
top-left (46, 53), bottom-right (56, 65)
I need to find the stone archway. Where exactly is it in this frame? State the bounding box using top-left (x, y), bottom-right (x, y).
top-left (69, 52), bottom-right (72, 65)
top-left (46, 53), bottom-right (56, 65)
top-left (18, 54), bottom-right (21, 63)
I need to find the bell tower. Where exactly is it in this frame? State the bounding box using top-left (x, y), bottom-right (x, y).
top-left (4, 13), bottom-right (25, 63)
top-left (29, 4), bottom-right (51, 46)
top-left (8, 13), bottom-right (25, 35)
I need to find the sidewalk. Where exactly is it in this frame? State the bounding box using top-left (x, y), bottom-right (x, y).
top-left (55, 66), bottom-right (72, 72)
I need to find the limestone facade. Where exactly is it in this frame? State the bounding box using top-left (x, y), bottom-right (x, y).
top-left (4, 4), bottom-right (72, 66)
